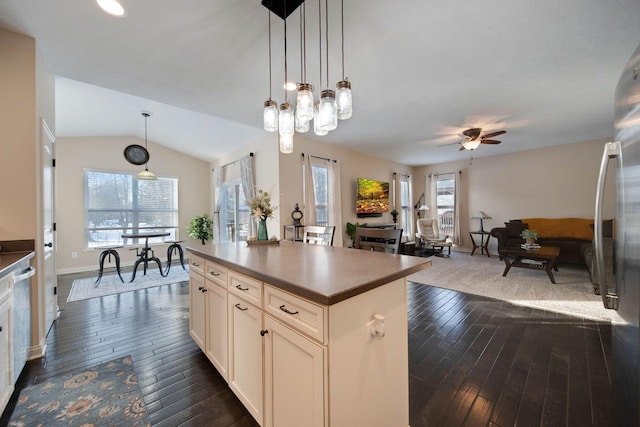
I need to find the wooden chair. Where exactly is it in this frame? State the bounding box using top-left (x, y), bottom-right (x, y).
top-left (354, 227), bottom-right (403, 254)
top-left (303, 225), bottom-right (336, 246)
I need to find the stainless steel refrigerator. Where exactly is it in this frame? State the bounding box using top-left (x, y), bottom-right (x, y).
top-left (595, 41), bottom-right (640, 426)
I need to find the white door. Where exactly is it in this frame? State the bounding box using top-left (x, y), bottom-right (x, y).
top-left (41, 119), bottom-right (57, 332)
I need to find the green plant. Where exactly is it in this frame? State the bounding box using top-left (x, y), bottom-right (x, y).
top-left (187, 214), bottom-right (213, 244)
top-left (520, 228), bottom-right (538, 241)
top-left (346, 221), bottom-right (367, 243)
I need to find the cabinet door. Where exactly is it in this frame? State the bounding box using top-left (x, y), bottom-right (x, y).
top-left (189, 273), bottom-right (206, 351)
top-left (228, 294), bottom-right (263, 425)
top-left (0, 296), bottom-right (14, 413)
top-left (205, 280), bottom-right (228, 381)
top-left (264, 315), bottom-right (326, 427)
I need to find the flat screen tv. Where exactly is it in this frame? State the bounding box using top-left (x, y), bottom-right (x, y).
top-left (356, 178), bottom-right (389, 217)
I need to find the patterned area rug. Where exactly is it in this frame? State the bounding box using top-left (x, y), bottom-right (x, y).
top-left (67, 266), bottom-right (189, 302)
top-left (8, 356), bottom-right (150, 426)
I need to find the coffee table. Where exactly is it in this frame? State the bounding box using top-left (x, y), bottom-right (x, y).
top-left (499, 246), bottom-right (560, 283)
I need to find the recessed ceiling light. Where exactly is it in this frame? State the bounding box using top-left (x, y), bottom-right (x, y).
top-left (96, 0), bottom-right (125, 17)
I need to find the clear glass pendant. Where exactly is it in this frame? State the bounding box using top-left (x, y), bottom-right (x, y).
top-left (336, 80), bottom-right (352, 120)
top-left (318, 89), bottom-right (338, 131)
top-left (313, 101), bottom-right (328, 136)
top-left (263, 99), bottom-right (278, 132)
top-left (296, 83), bottom-right (314, 122)
top-left (279, 102), bottom-right (294, 136)
top-left (279, 132), bottom-right (294, 153)
top-left (295, 114), bottom-right (310, 133)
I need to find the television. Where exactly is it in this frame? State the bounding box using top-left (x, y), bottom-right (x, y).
top-left (356, 178), bottom-right (389, 217)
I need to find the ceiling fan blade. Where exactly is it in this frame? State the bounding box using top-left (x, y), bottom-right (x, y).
top-left (438, 141), bottom-right (463, 147)
top-left (481, 140), bottom-right (502, 144)
top-left (481, 130), bottom-right (506, 139)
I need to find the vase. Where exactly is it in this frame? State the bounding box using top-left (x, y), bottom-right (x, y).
top-left (258, 218), bottom-right (268, 241)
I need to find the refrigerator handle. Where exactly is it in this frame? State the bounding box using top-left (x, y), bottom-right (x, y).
top-left (595, 141), bottom-right (620, 310)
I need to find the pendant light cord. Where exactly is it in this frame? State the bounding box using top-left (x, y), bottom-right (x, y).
top-left (268, 8), bottom-right (272, 100)
top-left (325, 0), bottom-right (329, 89)
top-left (341, 0), bottom-right (345, 80)
top-left (283, 2), bottom-right (288, 103)
top-left (318, 0), bottom-right (323, 90)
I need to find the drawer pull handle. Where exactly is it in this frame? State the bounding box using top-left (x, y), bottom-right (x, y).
top-left (236, 284), bottom-right (250, 291)
top-left (201, 288), bottom-right (208, 293)
top-left (198, 286), bottom-right (204, 291)
top-left (279, 305), bottom-right (299, 315)
top-left (192, 262), bottom-right (200, 267)
top-left (260, 329), bottom-right (269, 336)
top-left (209, 271), bottom-right (220, 276)
top-left (0, 326), bottom-right (3, 332)
top-left (235, 303), bottom-right (248, 311)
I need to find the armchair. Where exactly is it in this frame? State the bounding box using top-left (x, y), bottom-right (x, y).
top-left (415, 218), bottom-right (448, 249)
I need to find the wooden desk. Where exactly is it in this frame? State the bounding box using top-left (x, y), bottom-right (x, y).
top-left (469, 231), bottom-right (491, 257)
top-left (121, 232), bottom-right (170, 281)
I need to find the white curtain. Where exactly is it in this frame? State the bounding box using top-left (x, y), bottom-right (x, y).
top-left (453, 172), bottom-right (462, 245)
top-left (328, 159), bottom-right (343, 247)
top-left (303, 155), bottom-right (317, 226)
top-left (428, 174), bottom-right (436, 220)
top-left (212, 167), bottom-right (224, 243)
top-left (239, 155), bottom-right (256, 237)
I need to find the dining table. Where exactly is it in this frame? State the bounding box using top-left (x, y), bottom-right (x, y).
top-left (121, 231), bottom-right (170, 282)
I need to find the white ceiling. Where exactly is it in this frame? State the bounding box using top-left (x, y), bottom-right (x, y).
top-left (1, 0), bottom-right (639, 165)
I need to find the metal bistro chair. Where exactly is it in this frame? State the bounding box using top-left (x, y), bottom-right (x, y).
top-left (165, 240), bottom-right (187, 274)
top-left (303, 225), bottom-right (336, 246)
top-left (95, 245), bottom-right (125, 285)
top-left (354, 227), bottom-right (403, 254)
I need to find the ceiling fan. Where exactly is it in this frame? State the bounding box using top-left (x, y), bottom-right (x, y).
top-left (457, 128), bottom-right (506, 151)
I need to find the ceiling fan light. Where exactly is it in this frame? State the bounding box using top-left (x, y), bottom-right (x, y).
top-left (462, 139), bottom-right (482, 150)
top-left (336, 80), bottom-right (352, 120)
top-left (96, 0), bottom-right (125, 16)
top-left (263, 99), bottom-right (279, 132)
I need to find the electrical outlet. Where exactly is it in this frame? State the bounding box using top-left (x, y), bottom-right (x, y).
top-left (71, 251), bottom-right (78, 259)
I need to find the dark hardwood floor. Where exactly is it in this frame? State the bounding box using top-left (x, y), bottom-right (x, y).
top-left (1, 273), bottom-right (613, 426)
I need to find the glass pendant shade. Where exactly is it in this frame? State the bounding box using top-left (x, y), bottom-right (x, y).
top-left (263, 100), bottom-right (279, 132)
top-left (137, 167), bottom-right (157, 180)
top-left (296, 83), bottom-right (314, 121)
top-left (336, 80), bottom-right (352, 120)
top-left (295, 114), bottom-right (310, 133)
top-left (279, 103), bottom-right (294, 136)
top-left (463, 139), bottom-right (482, 150)
top-left (313, 102), bottom-right (328, 136)
top-left (318, 89), bottom-right (338, 131)
top-left (279, 133), bottom-right (294, 153)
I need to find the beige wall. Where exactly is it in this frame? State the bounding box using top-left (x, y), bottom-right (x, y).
top-left (413, 138), bottom-right (617, 254)
top-left (56, 136), bottom-right (210, 273)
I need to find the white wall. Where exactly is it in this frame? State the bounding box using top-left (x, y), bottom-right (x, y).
top-left (412, 138), bottom-right (617, 254)
top-left (55, 136), bottom-right (210, 273)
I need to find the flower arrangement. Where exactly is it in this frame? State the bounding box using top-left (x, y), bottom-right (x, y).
top-left (248, 189), bottom-right (277, 220)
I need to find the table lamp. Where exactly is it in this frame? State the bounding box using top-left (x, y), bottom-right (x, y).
top-left (472, 211), bottom-right (492, 232)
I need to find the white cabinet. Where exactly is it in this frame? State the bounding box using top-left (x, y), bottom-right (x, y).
top-left (0, 274), bottom-right (13, 414)
top-left (205, 279), bottom-right (228, 380)
top-left (189, 271), bottom-right (206, 350)
top-left (228, 292), bottom-right (263, 424)
top-left (264, 314), bottom-right (326, 427)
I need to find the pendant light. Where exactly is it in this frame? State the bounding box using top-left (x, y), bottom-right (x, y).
top-left (317, 0), bottom-right (337, 132)
top-left (278, 2), bottom-right (295, 153)
top-left (263, 9), bottom-right (278, 132)
top-left (137, 112), bottom-right (157, 180)
top-left (335, 0), bottom-right (352, 120)
top-left (295, 4), bottom-right (314, 124)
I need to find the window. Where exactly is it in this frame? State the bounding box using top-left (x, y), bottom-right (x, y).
top-left (85, 170), bottom-right (178, 248)
top-left (222, 181), bottom-right (250, 242)
top-left (399, 177), bottom-right (412, 236)
top-left (311, 164), bottom-right (329, 226)
top-left (435, 174), bottom-right (455, 237)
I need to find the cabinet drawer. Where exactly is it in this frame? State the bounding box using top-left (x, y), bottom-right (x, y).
top-left (228, 271), bottom-right (262, 307)
top-left (189, 253), bottom-right (205, 276)
top-left (264, 284), bottom-right (326, 344)
top-left (205, 260), bottom-right (228, 287)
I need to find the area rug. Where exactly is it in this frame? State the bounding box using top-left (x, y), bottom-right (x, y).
top-left (8, 355), bottom-right (150, 427)
top-left (408, 251), bottom-right (624, 324)
top-left (67, 266), bottom-right (189, 302)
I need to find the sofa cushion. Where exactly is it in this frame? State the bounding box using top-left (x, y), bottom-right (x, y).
top-left (589, 219), bottom-right (614, 238)
top-left (505, 221), bottom-right (528, 238)
top-left (522, 218), bottom-right (594, 240)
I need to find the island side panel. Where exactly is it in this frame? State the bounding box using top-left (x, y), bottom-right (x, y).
top-left (328, 278), bottom-right (409, 427)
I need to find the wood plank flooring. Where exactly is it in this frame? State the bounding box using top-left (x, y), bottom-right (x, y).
top-left (1, 273), bottom-right (613, 426)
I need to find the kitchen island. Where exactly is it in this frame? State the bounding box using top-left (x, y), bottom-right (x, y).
top-left (187, 241), bottom-right (430, 427)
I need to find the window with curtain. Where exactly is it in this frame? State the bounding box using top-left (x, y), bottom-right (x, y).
top-left (435, 173), bottom-right (455, 237)
top-left (311, 164), bottom-right (329, 226)
top-left (222, 180), bottom-right (250, 242)
top-left (399, 176), bottom-right (412, 236)
top-left (303, 155), bottom-right (343, 246)
top-left (84, 170), bottom-right (178, 248)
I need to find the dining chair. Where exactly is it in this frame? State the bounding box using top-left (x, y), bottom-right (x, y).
top-left (354, 227), bottom-right (403, 254)
top-left (303, 225), bottom-right (336, 246)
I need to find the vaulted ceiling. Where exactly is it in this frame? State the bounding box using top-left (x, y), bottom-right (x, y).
top-left (1, 0), bottom-right (639, 164)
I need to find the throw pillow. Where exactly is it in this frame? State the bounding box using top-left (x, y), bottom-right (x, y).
top-left (505, 221), bottom-right (528, 238)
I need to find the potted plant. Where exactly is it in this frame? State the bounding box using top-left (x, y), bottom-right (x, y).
top-left (187, 214), bottom-right (213, 244)
top-left (346, 221), bottom-right (367, 246)
top-left (390, 209), bottom-right (399, 223)
top-left (520, 229), bottom-right (538, 244)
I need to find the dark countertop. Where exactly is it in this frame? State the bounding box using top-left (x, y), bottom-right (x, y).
top-left (0, 251), bottom-right (35, 279)
top-left (187, 240), bottom-right (431, 305)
